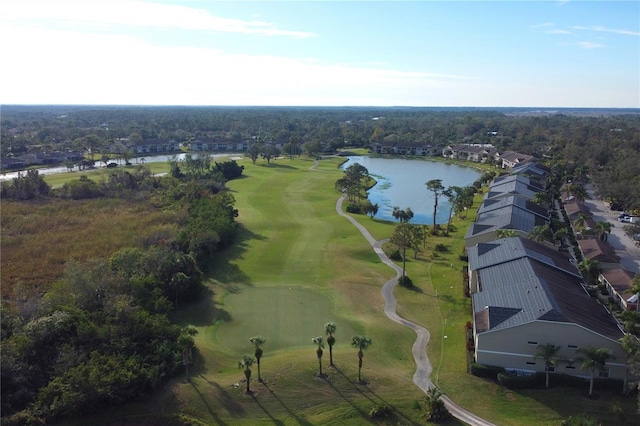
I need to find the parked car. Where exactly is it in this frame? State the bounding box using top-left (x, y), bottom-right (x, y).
top-left (618, 213), bottom-right (629, 219)
top-left (619, 216), bottom-right (631, 223)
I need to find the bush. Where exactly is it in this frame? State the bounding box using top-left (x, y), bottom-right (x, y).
top-left (388, 249), bottom-right (402, 261)
top-left (497, 372), bottom-right (542, 389)
top-left (345, 203), bottom-right (362, 214)
top-left (470, 363), bottom-right (505, 379)
top-left (369, 404), bottom-right (391, 419)
top-left (399, 275), bottom-right (413, 288)
top-left (435, 243), bottom-right (449, 252)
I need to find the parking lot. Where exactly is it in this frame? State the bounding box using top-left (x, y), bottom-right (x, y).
top-left (584, 184), bottom-right (640, 274)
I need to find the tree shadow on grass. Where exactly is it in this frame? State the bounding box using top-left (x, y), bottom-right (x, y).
top-left (332, 366), bottom-right (422, 426)
top-left (172, 286), bottom-right (232, 327)
top-left (260, 381), bottom-right (313, 426)
top-left (189, 380), bottom-right (232, 426)
top-left (197, 374), bottom-right (246, 421)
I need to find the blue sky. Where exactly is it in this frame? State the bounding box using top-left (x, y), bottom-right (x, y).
top-left (1, 0), bottom-right (638, 107)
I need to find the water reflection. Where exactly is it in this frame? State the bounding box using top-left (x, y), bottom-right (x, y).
top-left (341, 156), bottom-right (481, 225)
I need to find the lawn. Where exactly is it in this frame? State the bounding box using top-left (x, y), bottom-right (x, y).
top-left (54, 155), bottom-right (637, 426)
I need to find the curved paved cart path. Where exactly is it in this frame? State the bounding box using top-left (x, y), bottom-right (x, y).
top-left (336, 195), bottom-right (495, 426)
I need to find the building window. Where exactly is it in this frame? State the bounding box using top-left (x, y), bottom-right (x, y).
top-left (526, 362), bottom-right (536, 365)
top-left (598, 368), bottom-right (610, 378)
top-left (548, 366), bottom-right (555, 372)
top-left (528, 341), bottom-right (538, 345)
top-left (568, 345), bottom-right (578, 349)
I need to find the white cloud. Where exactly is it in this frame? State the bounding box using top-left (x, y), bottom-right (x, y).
top-left (572, 25), bottom-right (640, 37)
top-left (0, 25), bottom-right (472, 106)
top-left (1, 0), bottom-right (315, 38)
top-left (575, 41), bottom-right (606, 49)
top-left (545, 29), bottom-right (571, 35)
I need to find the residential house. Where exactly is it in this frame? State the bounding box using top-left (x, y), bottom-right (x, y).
top-left (577, 239), bottom-right (620, 270)
top-left (442, 144), bottom-right (498, 163)
top-left (484, 175), bottom-right (544, 201)
top-left (129, 139), bottom-right (180, 154)
top-left (372, 141), bottom-right (441, 156)
top-left (508, 162), bottom-right (551, 181)
top-left (599, 269), bottom-right (638, 311)
top-left (464, 204), bottom-right (549, 247)
top-left (497, 150), bottom-right (534, 169)
top-left (467, 236), bottom-right (627, 380)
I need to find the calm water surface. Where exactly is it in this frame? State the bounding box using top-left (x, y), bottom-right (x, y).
top-left (341, 156), bottom-right (481, 225)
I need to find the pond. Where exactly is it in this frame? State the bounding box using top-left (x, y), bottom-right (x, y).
top-left (0, 152), bottom-right (238, 181)
top-left (340, 156), bottom-right (481, 225)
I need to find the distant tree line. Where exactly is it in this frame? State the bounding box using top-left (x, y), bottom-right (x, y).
top-left (3, 106), bottom-right (638, 209)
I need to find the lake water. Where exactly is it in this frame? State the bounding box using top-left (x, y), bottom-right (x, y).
top-left (0, 153), bottom-right (237, 181)
top-left (341, 156), bottom-right (481, 225)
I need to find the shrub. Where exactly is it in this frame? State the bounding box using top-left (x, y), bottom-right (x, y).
top-left (497, 372), bottom-right (542, 389)
top-left (369, 404), bottom-right (391, 419)
top-left (345, 203), bottom-right (362, 214)
top-left (388, 249), bottom-right (402, 261)
top-left (470, 363), bottom-right (505, 379)
top-left (435, 243), bottom-right (449, 252)
top-left (399, 275), bottom-right (413, 288)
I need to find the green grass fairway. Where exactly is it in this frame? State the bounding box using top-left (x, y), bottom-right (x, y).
top-left (216, 286), bottom-right (361, 354)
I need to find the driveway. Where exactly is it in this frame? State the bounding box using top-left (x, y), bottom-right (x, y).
top-left (583, 184), bottom-right (640, 274)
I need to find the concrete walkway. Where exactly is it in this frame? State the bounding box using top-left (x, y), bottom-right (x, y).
top-left (335, 195), bottom-right (495, 426)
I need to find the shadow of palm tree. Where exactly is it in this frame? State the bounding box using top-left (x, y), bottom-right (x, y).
top-left (250, 394), bottom-right (285, 425)
top-left (198, 374), bottom-right (246, 417)
top-left (189, 380), bottom-right (231, 426)
top-left (332, 367), bottom-right (422, 426)
top-left (260, 382), bottom-right (313, 426)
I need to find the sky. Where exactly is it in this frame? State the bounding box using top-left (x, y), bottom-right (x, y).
top-left (1, 0), bottom-right (638, 107)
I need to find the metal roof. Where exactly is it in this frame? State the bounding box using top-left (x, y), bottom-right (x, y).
top-left (477, 195), bottom-right (549, 220)
top-left (472, 257), bottom-right (624, 339)
top-left (468, 236), bottom-right (581, 278)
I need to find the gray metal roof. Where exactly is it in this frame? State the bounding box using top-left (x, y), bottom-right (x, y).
top-left (472, 257), bottom-right (624, 339)
top-left (475, 205), bottom-right (547, 232)
top-left (468, 236), bottom-right (581, 278)
top-left (486, 179), bottom-right (542, 200)
top-left (492, 174), bottom-right (544, 190)
top-left (477, 195), bottom-right (549, 220)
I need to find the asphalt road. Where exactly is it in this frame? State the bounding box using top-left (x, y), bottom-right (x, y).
top-left (583, 184), bottom-right (640, 274)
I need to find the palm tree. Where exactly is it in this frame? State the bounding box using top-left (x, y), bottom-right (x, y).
top-left (351, 335), bottom-right (372, 383)
top-left (238, 354), bottom-right (255, 394)
top-left (528, 224), bottom-right (552, 244)
top-left (595, 221), bottom-right (612, 241)
top-left (575, 213), bottom-right (589, 230)
top-left (495, 229), bottom-right (517, 239)
top-left (391, 223), bottom-right (414, 286)
top-left (534, 343), bottom-right (562, 388)
top-left (312, 336), bottom-right (325, 376)
top-left (577, 346), bottom-right (614, 396)
top-left (325, 322), bottom-right (337, 367)
top-left (578, 258), bottom-right (602, 286)
top-left (426, 179), bottom-right (444, 235)
top-left (249, 335), bottom-right (266, 382)
top-left (554, 227), bottom-right (568, 248)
